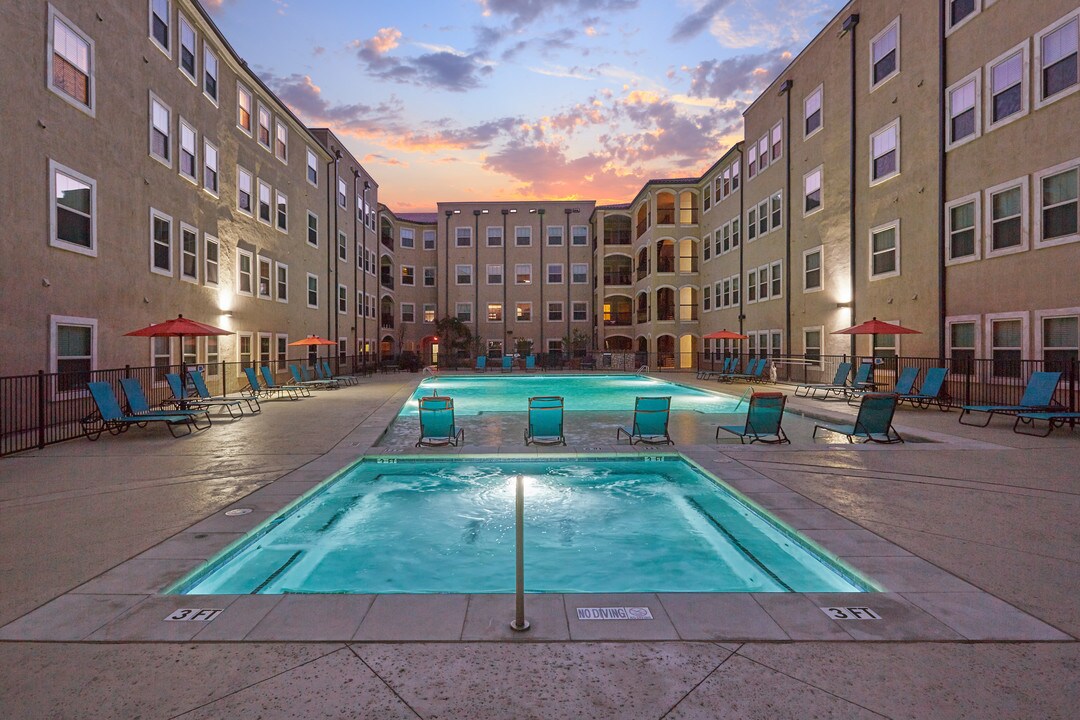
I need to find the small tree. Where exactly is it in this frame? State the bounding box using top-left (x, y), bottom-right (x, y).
top-left (562, 329), bottom-right (589, 357)
top-left (514, 338), bottom-right (534, 357)
top-left (434, 316), bottom-right (473, 369)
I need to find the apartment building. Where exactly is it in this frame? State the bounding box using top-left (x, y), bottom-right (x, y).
top-left (375, 209), bottom-right (438, 362)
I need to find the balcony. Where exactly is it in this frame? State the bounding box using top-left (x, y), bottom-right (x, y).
top-left (603, 271), bottom-right (632, 286)
top-left (656, 304), bottom-right (675, 322)
top-left (604, 312), bottom-right (632, 327)
top-left (380, 274), bottom-right (394, 290)
top-left (604, 228), bottom-right (631, 245)
top-left (656, 209), bottom-right (675, 225)
top-left (380, 233), bottom-right (394, 251)
top-left (636, 219), bottom-right (648, 238)
top-left (636, 264), bottom-right (649, 281)
top-left (636, 308), bottom-right (649, 323)
top-left (381, 313), bottom-right (394, 329)
top-left (656, 257), bottom-right (676, 273)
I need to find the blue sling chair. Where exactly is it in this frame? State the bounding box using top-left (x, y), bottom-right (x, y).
top-left (524, 396), bottom-right (566, 445)
top-left (320, 361), bottom-right (359, 385)
top-left (897, 367), bottom-right (951, 411)
top-left (259, 366), bottom-right (310, 398)
top-left (82, 381), bottom-right (203, 439)
top-left (165, 372), bottom-right (244, 418)
top-left (813, 393), bottom-right (904, 444)
top-left (290, 364), bottom-right (338, 390)
top-left (849, 365), bottom-right (919, 406)
top-left (416, 395), bottom-right (465, 447)
top-left (525, 355), bottom-right (537, 372)
top-left (794, 362), bottom-right (852, 398)
top-left (716, 391), bottom-right (790, 444)
top-left (189, 369), bottom-right (260, 413)
top-left (616, 396), bottom-right (674, 445)
top-left (119, 377), bottom-right (212, 429)
top-left (959, 371), bottom-right (1062, 426)
top-left (501, 355), bottom-right (514, 373)
top-left (474, 355), bottom-right (487, 372)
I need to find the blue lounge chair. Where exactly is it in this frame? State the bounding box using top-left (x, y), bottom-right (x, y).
top-left (190, 369), bottom-right (260, 413)
top-left (813, 393), bottom-right (904, 443)
top-left (320, 361), bottom-right (359, 385)
top-left (1013, 411), bottom-right (1080, 437)
top-left (959, 371), bottom-right (1062, 426)
top-left (260, 366), bottom-right (310, 398)
top-left (699, 357), bottom-right (735, 380)
top-left (416, 395), bottom-right (465, 447)
top-left (291, 364), bottom-right (338, 390)
top-left (849, 365), bottom-right (919, 406)
top-left (897, 367), bottom-right (951, 411)
top-left (716, 391), bottom-right (789, 444)
top-left (82, 381), bottom-right (202, 439)
top-left (474, 355), bottom-right (487, 372)
top-left (524, 396), bottom-right (565, 445)
top-left (616, 396), bottom-right (674, 445)
top-left (794, 362), bottom-right (852, 398)
top-left (724, 357), bottom-right (769, 383)
top-left (243, 367), bottom-right (298, 400)
top-left (501, 355), bottom-right (513, 373)
top-left (165, 372), bottom-right (244, 418)
top-left (525, 355), bottom-right (537, 372)
top-left (119, 377), bottom-right (212, 429)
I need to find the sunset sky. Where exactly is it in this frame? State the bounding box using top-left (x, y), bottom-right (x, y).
top-left (206, 0), bottom-right (847, 211)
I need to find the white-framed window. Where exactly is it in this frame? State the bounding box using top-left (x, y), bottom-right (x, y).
top-left (236, 332), bottom-right (253, 373)
top-left (870, 119), bottom-right (900, 184)
top-left (731, 276), bottom-right (740, 306)
top-left (275, 191), bottom-right (288, 232)
top-left (423, 229), bottom-right (436, 250)
top-left (547, 263), bottom-right (563, 284)
top-left (747, 144), bottom-right (758, 180)
top-left (51, 314), bottom-right (96, 396)
top-left (985, 176), bottom-right (1028, 256)
top-left (770, 260), bottom-right (782, 299)
top-left (1035, 159), bottom-right (1079, 248)
top-left (456, 227), bottom-right (472, 247)
top-left (204, 233), bottom-right (219, 287)
top-left (237, 82), bottom-right (252, 135)
top-left (306, 148), bottom-right (318, 186)
top-left (572, 225), bottom-right (589, 245)
top-left (401, 265), bottom-right (415, 286)
top-left (151, 335), bottom-right (172, 379)
top-left (338, 231), bottom-right (347, 262)
top-left (547, 226), bottom-right (563, 246)
top-left (423, 304), bottom-right (436, 323)
top-left (205, 335), bottom-right (220, 376)
top-left (275, 334), bottom-right (288, 363)
top-left (203, 45), bottom-right (218, 104)
top-left (149, 92), bottom-right (171, 166)
top-left (1035, 10), bottom-right (1079, 108)
top-left (770, 121), bottom-right (782, 162)
top-left (236, 248), bottom-right (253, 296)
top-left (746, 268), bottom-right (758, 303)
top-left (986, 43), bottom-right (1028, 130)
top-left (337, 178), bottom-right (347, 208)
top-left (179, 118), bottom-right (197, 181)
top-left (256, 103), bottom-right (271, 150)
top-left (515, 226), bottom-right (532, 246)
top-left (149, 0), bottom-right (170, 56)
top-left (257, 180), bottom-right (271, 224)
top-left (803, 327), bottom-right (823, 368)
top-left (149, 208), bottom-right (172, 276)
top-left (747, 207), bottom-right (757, 241)
top-left (567, 263), bottom-right (587, 284)
top-left (1035, 309), bottom-right (1080, 371)
top-left (400, 228), bottom-right (415, 248)
top-left (515, 263), bottom-right (532, 284)
top-left (946, 71), bottom-right (980, 149)
top-left (423, 266), bottom-right (436, 287)
top-left (257, 256), bottom-right (272, 299)
top-left (872, 325), bottom-right (899, 359)
top-left (870, 220), bottom-right (900, 280)
top-left (804, 84), bottom-right (822, 138)
top-left (870, 17), bottom-right (900, 90)
top-left (487, 264), bottom-right (503, 285)
top-left (946, 315), bottom-right (979, 375)
top-left (48, 6), bottom-right (94, 114)
top-left (987, 313), bottom-right (1028, 378)
top-left (515, 302), bottom-right (532, 322)
top-left (49, 160), bottom-right (96, 256)
top-left (338, 284), bottom-right (347, 315)
top-left (456, 264), bottom-right (472, 285)
top-left (572, 301), bottom-right (588, 321)
top-left (274, 120), bottom-right (288, 163)
top-left (179, 222), bottom-right (198, 283)
top-left (306, 273), bottom-right (318, 308)
top-left (945, 193), bottom-right (980, 265)
top-left (703, 284), bottom-right (712, 311)
top-left (489, 226), bottom-right (508, 247)
top-left (178, 14), bottom-right (196, 82)
top-left (548, 302), bottom-right (563, 322)
top-left (803, 245), bottom-right (822, 292)
top-left (718, 279), bottom-right (728, 308)
top-left (487, 303), bottom-right (503, 322)
top-left (703, 232), bottom-right (712, 261)
top-left (757, 263), bottom-right (770, 301)
top-left (757, 135), bottom-right (769, 173)
top-left (202, 140), bottom-right (218, 195)
top-left (237, 166), bottom-right (252, 215)
top-left (770, 192), bottom-right (782, 230)
top-left (758, 199), bottom-right (769, 236)
top-left (456, 303), bottom-right (472, 323)
top-left (401, 303), bottom-right (415, 323)
top-left (804, 166), bottom-right (822, 215)
top-left (306, 211), bottom-right (319, 247)
top-left (946, 0), bottom-right (980, 34)
top-left (256, 332), bottom-right (272, 368)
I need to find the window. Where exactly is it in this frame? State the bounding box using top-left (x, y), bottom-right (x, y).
top-left (572, 225), bottom-right (588, 245)
top-left (1037, 161), bottom-right (1079, 247)
top-left (149, 94), bottom-right (171, 165)
top-left (1036, 13), bottom-right (1079, 106)
top-left (179, 120), bottom-right (196, 180)
top-left (49, 7), bottom-right (94, 113)
top-left (337, 178), bottom-right (347, 208)
top-left (338, 284), bottom-right (347, 315)
top-left (237, 249), bottom-right (253, 296)
top-left (1042, 315), bottom-right (1078, 372)
top-left (987, 45), bottom-right (1027, 128)
top-left (150, 0), bottom-right (170, 54)
top-left (516, 302), bottom-right (532, 322)
top-left (306, 273), bottom-right (318, 308)
top-left (487, 303), bottom-right (503, 322)
top-left (571, 263), bottom-right (588, 284)
top-left (204, 234), bottom-right (219, 287)
top-left (758, 264), bottom-right (770, 300)
top-left (274, 262), bottom-right (288, 303)
top-left (424, 267), bottom-right (436, 287)
top-left (572, 302), bottom-right (588, 321)
top-left (986, 177), bottom-right (1027, 255)
top-left (804, 167), bottom-right (822, 214)
top-left (547, 264), bottom-right (563, 284)
top-left (236, 333), bottom-right (252, 371)
top-left (719, 280), bottom-right (728, 308)
top-left (49, 161), bottom-right (96, 256)
top-left (515, 263), bottom-right (532, 284)
top-left (991, 317), bottom-right (1024, 377)
top-left (946, 73), bottom-right (979, 148)
top-left (205, 336), bottom-right (220, 375)
top-left (456, 227), bottom-right (472, 247)
top-left (703, 284), bottom-right (712, 311)
top-left (423, 229), bottom-right (436, 250)
top-left (306, 211), bottom-right (318, 246)
top-left (871, 120), bottom-right (900, 183)
top-left (203, 140), bottom-right (218, 194)
top-left (52, 315), bottom-right (96, 394)
top-left (731, 160), bottom-right (740, 192)
top-left (804, 328), bottom-right (822, 368)
top-left (257, 180), bottom-right (271, 224)
top-left (758, 200), bottom-right (769, 236)
top-left (871, 18), bottom-right (900, 88)
top-left (456, 264), bottom-right (472, 285)
top-left (731, 276), bottom-right (740, 306)
top-left (180, 223), bottom-right (197, 282)
top-left (150, 208), bottom-right (172, 275)
top-left (401, 304), bottom-right (415, 323)
top-left (770, 261), bottom-right (782, 298)
top-left (487, 264), bottom-right (503, 285)
top-left (237, 83), bottom-right (252, 135)
top-left (547, 226), bottom-right (563, 246)
top-left (758, 135), bottom-right (769, 173)
top-left (257, 104), bottom-right (271, 149)
top-left (456, 303), bottom-right (472, 322)
top-left (946, 195), bottom-right (979, 263)
top-left (515, 226), bottom-right (532, 246)
top-left (804, 85), bottom-right (822, 137)
top-left (275, 191), bottom-right (288, 231)
top-left (747, 207), bottom-right (757, 241)
top-left (338, 231), bottom-right (347, 262)
top-left (276, 335), bottom-right (288, 363)
top-left (747, 145), bottom-right (758, 179)
top-left (770, 192), bottom-right (782, 229)
top-left (306, 149), bottom-right (318, 186)
top-left (803, 246), bottom-right (822, 292)
top-left (203, 46), bottom-right (218, 103)
top-left (747, 269), bottom-right (758, 303)
top-left (948, 319), bottom-right (977, 375)
top-left (178, 15), bottom-right (196, 81)
top-left (400, 228), bottom-right (415, 248)
top-left (237, 166), bottom-right (252, 215)
top-left (274, 121), bottom-right (288, 162)
top-left (548, 302), bottom-right (563, 321)
top-left (257, 256), bottom-right (271, 298)
top-left (401, 266), bottom-right (415, 286)
top-left (424, 305), bottom-right (436, 323)
top-left (870, 221), bottom-right (900, 279)
top-left (948, 0), bottom-right (977, 31)
top-left (703, 233), bottom-right (712, 261)
top-left (770, 122), bottom-right (782, 161)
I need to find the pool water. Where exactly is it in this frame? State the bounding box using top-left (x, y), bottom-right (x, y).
top-left (173, 457), bottom-right (872, 595)
top-left (401, 374), bottom-right (743, 416)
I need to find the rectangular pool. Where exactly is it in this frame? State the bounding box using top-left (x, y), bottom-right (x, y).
top-left (171, 456), bottom-right (874, 595)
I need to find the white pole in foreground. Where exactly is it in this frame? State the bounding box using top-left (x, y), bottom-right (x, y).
top-left (510, 473), bottom-right (530, 631)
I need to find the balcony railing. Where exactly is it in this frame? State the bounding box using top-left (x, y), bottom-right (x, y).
top-left (656, 305), bottom-right (675, 321)
top-left (380, 274), bottom-right (394, 289)
top-left (604, 312), bottom-right (632, 326)
top-left (656, 209), bottom-right (675, 225)
top-left (636, 308), bottom-right (649, 323)
top-left (656, 258), bottom-right (676, 273)
top-left (381, 313), bottom-right (394, 329)
top-left (380, 234), bottom-right (393, 250)
top-left (636, 219), bottom-right (648, 238)
top-left (636, 264), bottom-right (649, 281)
top-left (604, 229), bottom-right (631, 245)
top-left (604, 271), bottom-right (632, 286)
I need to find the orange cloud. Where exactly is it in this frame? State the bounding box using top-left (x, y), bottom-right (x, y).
top-left (366, 27), bottom-right (401, 55)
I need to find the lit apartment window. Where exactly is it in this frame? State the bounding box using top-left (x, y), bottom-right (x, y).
top-left (987, 46), bottom-right (1025, 127)
top-left (52, 316), bottom-right (96, 393)
top-left (871, 18), bottom-right (900, 88)
top-left (571, 263), bottom-right (588, 284)
top-left (991, 318), bottom-right (1023, 377)
top-left (424, 305), bottom-right (436, 323)
top-left (150, 0), bottom-right (170, 54)
top-left (487, 303), bottom-right (503, 322)
top-left (515, 263), bottom-right (532, 284)
top-left (150, 208), bottom-right (172, 275)
top-left (456, 303), bottom-right (472, 322)
top-left (870, 221), bottom-right (900, 279)
top-left (237, 249), bottom-right (253, 295)
top-left (871, 120), bottom-right (899, 183)
top-left (203, 46), bottom-right (218, 102)
top-left (337, 178), bottom-right (347, 208)
top-left (257, 180), bottom-right (271, 224)
top-left (516, 302), bottom-right (532, 322)
top-left (948, 0), bottom-right (977, 30)
top-left (947, 73), bottom-right (979, 147)
top-left (49, 8), bottom-right (93, 112)
top-left (986, 178), bottom-right (1026, 254)
top-left (204, 234), bottom-right (219, 287)
top-left (456, 227), bottom-right (472, 247)
top-left (803, 246), bottom-right (822, 292)
top-left (547, 226), bottom-right (563, 246)
top-left (423, 230), bottom-right (436, 250)
top-left (401, 266), bottom-right (414, 286)
top-left (274, 120), bottom-right (288, 163)
top-left (456, 264), bottom-right (472, 285)
top-left (572, 225), bottom-right (588, 245)
top-left (515, 226), bottom-right (531, 246)
top-left (547, 264), bottom-right (563, 284)
top-left (1037, 13), bottom-right (1079, 106)
top-left (804, 167), bottom-right (822, 214)
top-left (275, 191), bottom-right (288, 231)
top-left (400, 228), bottom-right (414, 248)
top-left (306, 211), bottom-right (318, 246)
top-left (572, 302), bottom-right (588, 321)
top-left (179, 119), bottom-right (197, 181)
top-left (149, 94), bottom-right (171, 165)
top-left (203, 140), bottom-right (218, 194)
top-left (306, 149), bottom-right (318, 186)
top-left (424, 267), bottom-right (436, 286)
top-left (548, 302), bottom-right (563, 321)
top-left (946, 195), bottom-right (979, 263)
top-left (770, 122), bottom-right (782, 162)
top-left (1043, 316), bottom-right (1079, 370)
top-left (306, 273), bottom-right (318, 307)
top-left (257, 104), bottom-right (271, 149)
top-left (178, 15), bottom-right (196, 81)
top-left (237, 83), bottom-right (252, 134)
top-left (487, 264), bottom-right (503, 284)
top-left (49, 161), bottom-right (96, 256)
top-left (804, 85), bottom-right (822, 137)
top-left (180, 223), bottom-right (197, 282)
top-left (257, 256), bottom-right (271, 298)
top-left (1038, 162), bottom-right (1079, 246)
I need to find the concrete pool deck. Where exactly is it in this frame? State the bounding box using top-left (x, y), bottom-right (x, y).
top-left (1, 371), bottom-right (1078, 717)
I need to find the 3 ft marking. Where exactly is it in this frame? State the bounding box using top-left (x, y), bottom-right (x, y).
top-left (820, 606), bottom-right (881, 620)
top-left (165, 608), bottom-right (223, 622)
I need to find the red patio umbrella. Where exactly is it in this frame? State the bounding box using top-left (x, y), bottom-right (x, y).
top-left (703, 329), bottom-right (750, 340)
top-left (124, 314), bottom-right (232, 373)
top-left (831, 318), bottom-right (921, 337)
top-left (289, 335), bottom-right (338, 363)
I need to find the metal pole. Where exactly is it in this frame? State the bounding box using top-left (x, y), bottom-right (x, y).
top-left (510, 473), bottom-right (530, 632)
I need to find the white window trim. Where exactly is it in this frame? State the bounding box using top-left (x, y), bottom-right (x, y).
top-left (546, 263), bottom-right (564, 285)
top-left (572, 301), bottom-right (589, 322)
top-left (486, 303), bottom-right (504, 323)
top-left (256, 102), bottom-right (272, 151)
top-left (305, 273), bottom-right (319, 308)
top-left (204, 233), bottom-right (219, 289)
top-left (338, 232), bottom-right (348, 262)
top-left (337, 178), bottom-right (347, 209)
top-left (256, 179), bottom-right (272, 225)
top-left (456, 303), bottom-right (473, 323)
top-left (547, 301), bottom-right (564, 321)
top-left (945, 192), bottom-right (982, 266)
top-left (306, 148), bottom-right (319, 187)
top-left (47, 5), bottom-right (96, 116)
top-left (803, 83), bottom-right (823, 140)
top-left (236, 248), bottom-right (254, 297)
top-left (869, 118), bottom-right (901, 186)
top-left (275, 190), bottom-right (288, 233)
top-left (746, 268), bottom-right (757, 304)
top-left (515, 302), bottom-right (533, 322)
top-left (177, 14), bottom-right (197, 84)
top-left (869, 16), bottom-right (901, 92)
top-left (1034, 306), bottom-right (1080, 360)
top-left (179, 221), bottom-right (199, 284)
top-left (275, 334), bottom-right (289, 363)
top-left (149, 207), bottom-right (173, 277)
top-left (803, 165), bottom-right (823, 217)
top-left (984, 311), bottom-right (1030, 376)
top-left (256, 332), bottom-right (273, 367)
top-left (401, 303), bottom-right (416, 323)
top-left (571, 263), bottom-right (589, 284)
top-left (274, 261), bottom-right (289, 303)
top-left (235, 331), bottom-right (253, 375)
top-left (945, 69), bottom-right (982, 151)
top-left (547, 225), bottom-right (564, 245)
top-left (945, 0), bottom-right (982, 36)
top-left (202, 139), bottom-right (219, 197)
top-left (178, 117), bottom-right (198, 183)
top-left (148, 91), bottom-right (172, 168)
top-left (1034, 8), bottom-right (1080, 110)
top-left (455, 264), bottom-right (473, 286)
top-left (424, 266), bottom-right (437, 287)
top-left (572, 224), bottom-right (589, 245)
top-left (515, 263), bottom-right (533, 285)
top-left (514, 226), bottom-right (532, 247)
top-left (984, 175), bottom-right (1030, 258)
top-left (236, 165), bottom-right (253, 217)
top-left (1034, 157), bottom-right (1080, 249)
top-left (256, 256), bottom-right (273, 300)
top-left (401, 264), bottom-right (415, 286)
top-left (50, 314), bottom-right (97, 398)
top-left (48, 159), bottom-right (97, 257)
top-left (984, 41), bottom-right (1030, 132)
top-left (337, 284), bottom-right (348, 315)
top-left (274, 119), bottom-right (288, 164)
top-left (869, 219), bottom-right (901, 281)
top-left (306, 211), bottom-right (319, 247)
top-left (945, 314), bottom-right (981, 362)
top-left (486, 264), bottom-right (503, 285)
top-left (803, 325), bottom-right (824, 368)
top-left (148, 0), bottom-right (171, 58)
top-left (236, 82), bottom-right (253, 136)
top-left (802, 245), bottom-right (823, 293)
top-left (203, 44), bottom-right (219, 106)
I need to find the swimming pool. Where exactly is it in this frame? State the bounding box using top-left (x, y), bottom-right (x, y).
top-left (172, 456), bottom-right (873, 595)
top-left (400, 374), bottom-right (743, 416)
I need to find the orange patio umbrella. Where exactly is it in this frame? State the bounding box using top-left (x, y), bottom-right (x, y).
top-left (124, 314), bottom-right (232, 373)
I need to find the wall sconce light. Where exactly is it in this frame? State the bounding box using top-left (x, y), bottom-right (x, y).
top-left (836, 301), bottom-right (854, 308)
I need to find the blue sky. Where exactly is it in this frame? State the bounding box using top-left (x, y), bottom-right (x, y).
top-left (206, 0), bottom-right (848, 211)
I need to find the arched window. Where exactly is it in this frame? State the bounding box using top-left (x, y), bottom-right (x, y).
top-left (679, 190), bottom-right (698, 225)
top-left (656, 191), bottom-right (676, 225)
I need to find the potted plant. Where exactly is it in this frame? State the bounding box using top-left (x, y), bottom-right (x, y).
top-left (562, 329), bottom-right (589, 369)
top-left (514, 338), bottom-right (533, 368)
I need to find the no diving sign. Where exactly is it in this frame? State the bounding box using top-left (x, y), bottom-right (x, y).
top-left (576, 606), bottom-right (653, 621)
